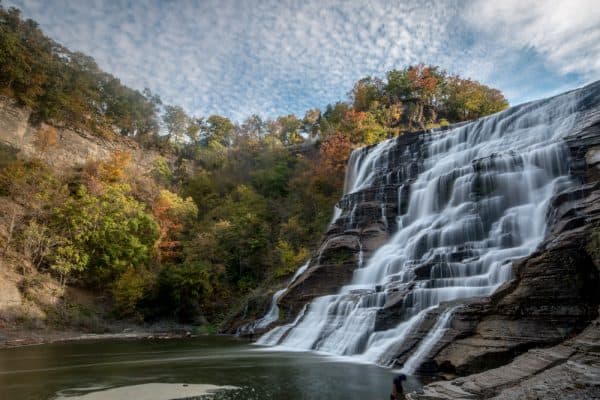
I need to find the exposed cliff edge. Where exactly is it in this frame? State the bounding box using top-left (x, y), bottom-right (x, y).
top-left (241, 81), bottom-right (600, 398)
top-left (0, 96), bottom-right (163, 172)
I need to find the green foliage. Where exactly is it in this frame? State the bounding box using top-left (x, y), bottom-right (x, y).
top-left (210, 185), bottom-right (271, 286)
top-left (157, 262), bottom-right (214, 321)
top-left (0, 5), bottom-right (161, 139)
top-left (19, 220), bottom-right (52, 268)
top-left (192, 324), bottom-right (218, 335)
top-left (202, 115), bottom-right (236, 146)
top-left (275, 240), bottom-right (309, 278)
top-left (51, 184), bottom-right (159, 285)
top-left (351, 77), bottom-right (384, 112)
top-left (49, 237), bottom-right (89, 286)
top-left (112, 266), bottom-right (155, 319)
top-left (163, 105), bottom-right (190, 144)
top-left (152, 156), bottom-right (173, 184)
top-left (0, 159), bottom-right (56, 199)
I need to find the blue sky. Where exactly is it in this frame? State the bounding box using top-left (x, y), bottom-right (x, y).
top-left (6, 0), bottom-right (599, 121)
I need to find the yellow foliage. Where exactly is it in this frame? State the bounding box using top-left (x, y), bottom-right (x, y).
top-left (275, 239), bottom-right (309, 278)
top-left (97, 151), bottom-right (132, 183)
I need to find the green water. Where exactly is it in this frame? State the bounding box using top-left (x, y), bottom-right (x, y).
top-left (0, 336), bottom-right (420, 399)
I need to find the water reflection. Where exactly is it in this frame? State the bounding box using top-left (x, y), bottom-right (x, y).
top-left (0, 336), bottom-right (420, 400)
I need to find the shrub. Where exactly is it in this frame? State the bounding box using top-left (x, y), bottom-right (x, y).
top-left (112, 266), bottom-right (154, 319)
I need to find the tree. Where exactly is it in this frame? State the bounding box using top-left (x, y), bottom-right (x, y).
top-left (209, 185), bottom-right (271, 287)
top-left (319, 132), bottom-right (355, 179)
top-left (97, 151), bottom-right (132, 183)
top-left (51, 184), bottom-right (159, 286)
top-left (351, 77), bottom-right (384, 112)
top-left (268, 114), bottom-right (304, 145)
top-left (112, 266), bottom-right (154, 319)
top-left (303, 108), bottom-right (321, 138)
top-left (157, 261), bottom-right (215, 321)
top-left (163, 105), bottom-right (190, 143)
top-left (186, 117), bottom-right (203, 145)
top-left (153, 189), bottom-right (198, 261)
top-left (321, 102), bottom-right (351, 137)
top-left (0, 5), bottom-right (163, 142)
top-left (202, 115), bottom-right (235, 146)
top-left (339, 109), bottom-right (387, 145)
top-left (443, 76), bottom-right (508, 121)
top-left (239, 114), bottom-right (266, 142)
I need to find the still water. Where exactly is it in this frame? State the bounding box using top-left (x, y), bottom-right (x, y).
top-left (0, 336), bottom-right (420, 399)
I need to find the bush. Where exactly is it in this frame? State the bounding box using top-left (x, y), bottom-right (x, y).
top-left (152, 156), bottom-right (173, 184)
top-left (157, 262), bottom-right (213, 322)
top-left (112, 266), bottom-right (154, 319)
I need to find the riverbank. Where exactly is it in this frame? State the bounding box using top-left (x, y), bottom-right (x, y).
top-left (0, 324), bottom-right (209, 349)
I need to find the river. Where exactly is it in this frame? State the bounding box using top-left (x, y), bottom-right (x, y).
top-left (0, 336), bottom-right (420, 399)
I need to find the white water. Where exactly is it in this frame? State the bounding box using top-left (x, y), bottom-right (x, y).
top-left (240, 261), bottom-right (311, 334)
top-left (290, 260), bottom-right (310, 284)
top-left (257, 85), bottom-right (595, 371)
top-left (400, 307), bottom-right (457, 374)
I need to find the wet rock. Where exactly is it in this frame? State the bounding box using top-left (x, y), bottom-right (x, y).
top-left (407, 103), bottom-right (600, 397)
top-left (408, 311), bottom-right (600, 399)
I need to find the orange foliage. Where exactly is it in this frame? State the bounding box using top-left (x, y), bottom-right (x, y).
top-left (319, 132), bottom-right (354, 176)
top-left (152, 193), bottom-right (182, 261)
top-left (407, 64), bottom-right (441, 100)
top-left (98, 151), bottom-right (132, 183)
top-left (34, 125), bottom-right (59, 152)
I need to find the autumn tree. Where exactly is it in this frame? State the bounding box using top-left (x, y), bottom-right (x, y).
top-left (202, 115), bottom-right (235, 146)
top-left (153, 189), bottom-right (198, 261)
top-left (351, 77), bottom-right (384, 112)
top-left (163, 105), bottom-right (190, 143)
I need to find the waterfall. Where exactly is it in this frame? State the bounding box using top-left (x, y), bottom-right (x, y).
top-left (257, 83), bottom-right (598, 371)
top-left (238, 261), bottom-right (310, 334)
top-left (400, 306), bottom-right (457, 374)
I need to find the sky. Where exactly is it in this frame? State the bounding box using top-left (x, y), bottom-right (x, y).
top-left (6, 0), bottom-right (600, 121)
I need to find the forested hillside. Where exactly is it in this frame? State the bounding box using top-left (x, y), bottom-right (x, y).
top-left (0, 5), bottom-right (508, 328)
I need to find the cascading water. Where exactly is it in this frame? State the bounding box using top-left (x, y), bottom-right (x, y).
top-left (238, 261), bottom-right (310, 335)
top-left (400, 306), bottom-right (457, 374)
top-left (257, 84), bottom-right (597, 370)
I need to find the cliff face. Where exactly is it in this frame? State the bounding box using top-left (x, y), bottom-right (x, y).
top-left (0, 97), bottom-right (171, 336)
top-left (0, 96), bottom-right (162, 172)
top-left (249, 82), bottom-right (600, 396)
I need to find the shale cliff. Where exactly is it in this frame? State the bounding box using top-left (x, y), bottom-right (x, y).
top-left (0, 96), bottom-right (163, 172)
top-left (247, 81), bottom-right (600, 398)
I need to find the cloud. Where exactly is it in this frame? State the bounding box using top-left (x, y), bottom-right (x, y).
top-left (6, 0), bottom-right (599, 119)
top-left (465, 0), bottom-right (600, 78)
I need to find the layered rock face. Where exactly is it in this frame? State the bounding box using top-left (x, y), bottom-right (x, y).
top-left (250, 81), bottom-right (600, 393)
top-left (0, 96), bottom-right (162, 172)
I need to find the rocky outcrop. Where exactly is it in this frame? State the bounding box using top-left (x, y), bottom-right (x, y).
top-left (0, 96), bottom-right (163, 172)
top-left (270, 132), bottom-right (426, 326)
top-left (400, 104), bottom-right (600, 397)
top-left (403, 118), bottom-right (600, 376)
top-left (408, 309), bottom-right (600, 399)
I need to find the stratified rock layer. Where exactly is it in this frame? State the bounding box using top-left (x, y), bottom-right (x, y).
top-left (231, 82), bottom-right (600, 397)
